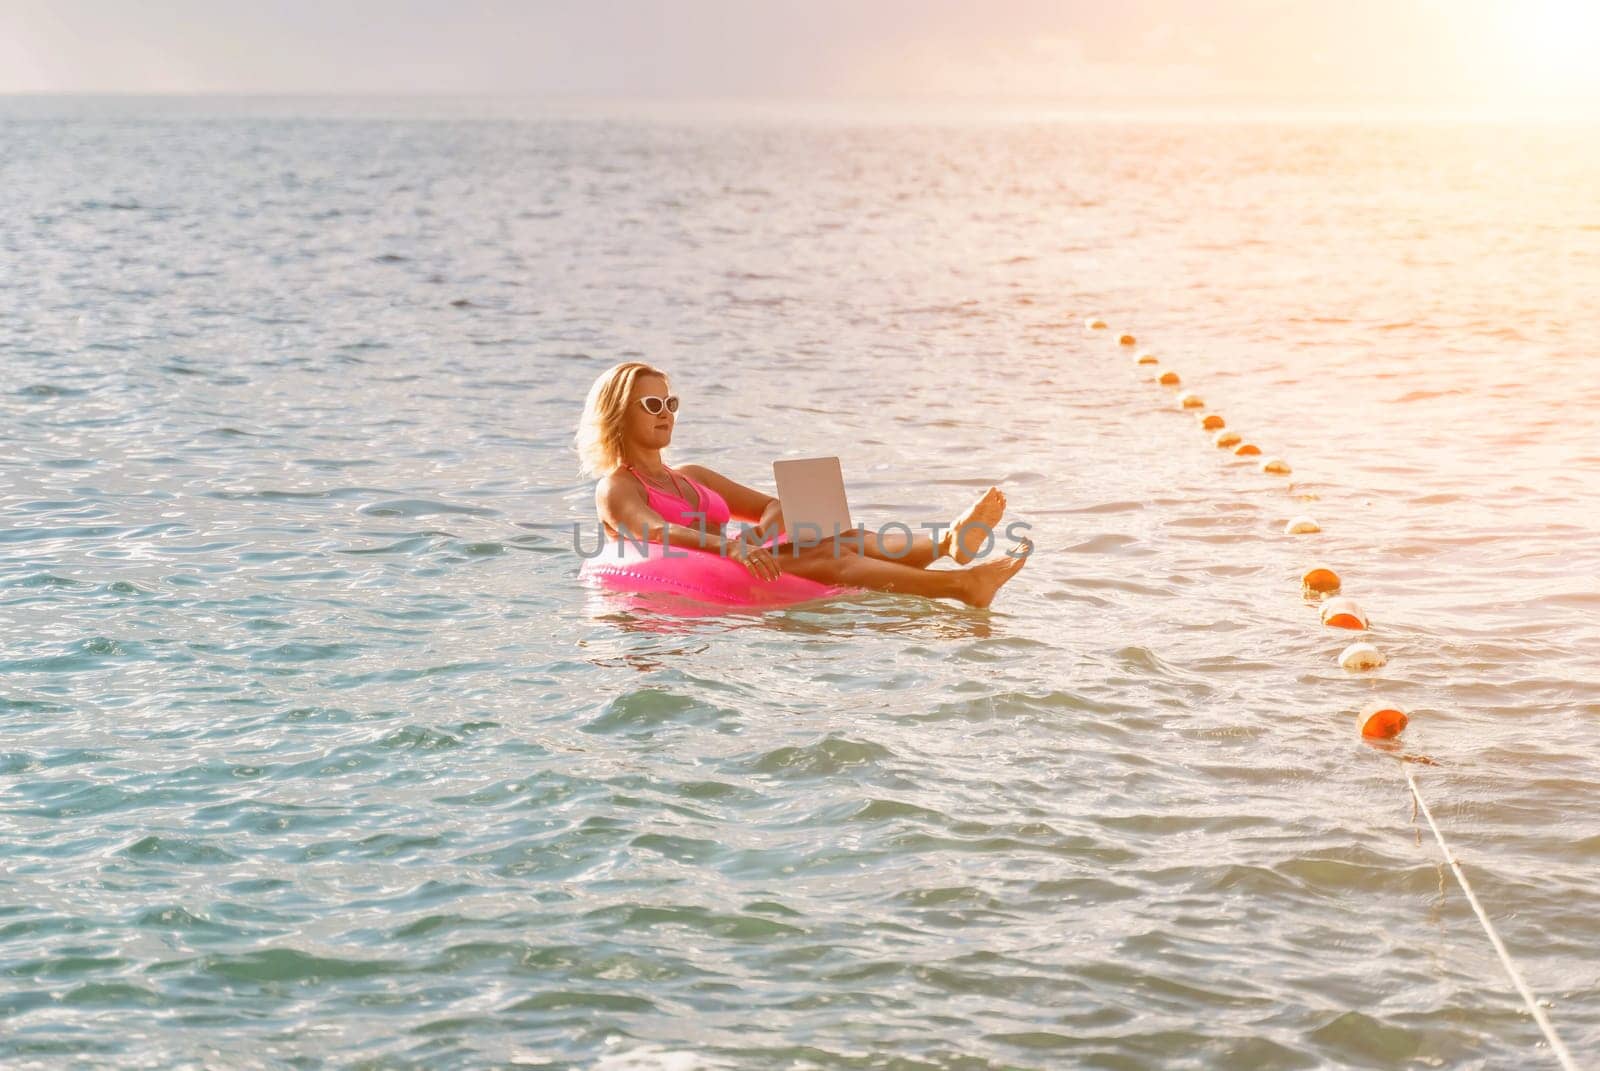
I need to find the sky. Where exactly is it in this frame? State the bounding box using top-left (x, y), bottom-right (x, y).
top-left (3, 0), bottom-right (1599, 117)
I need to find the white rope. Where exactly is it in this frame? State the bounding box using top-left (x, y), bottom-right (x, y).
top-left (1403, 763), bottom-right (1580, 1070)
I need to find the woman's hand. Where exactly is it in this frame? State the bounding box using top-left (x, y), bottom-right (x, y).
top-left (725, 538), bottom-right (779, 581)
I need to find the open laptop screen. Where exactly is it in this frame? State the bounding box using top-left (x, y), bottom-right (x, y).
top-left (772, 456), bottom-right (853, 544)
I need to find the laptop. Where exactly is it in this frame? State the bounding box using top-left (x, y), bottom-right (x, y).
top-left (772, 456), bottom-right (854, 546)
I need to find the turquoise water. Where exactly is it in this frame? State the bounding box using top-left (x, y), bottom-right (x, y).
top-left (2, 98), bottom-right (1598, 1068)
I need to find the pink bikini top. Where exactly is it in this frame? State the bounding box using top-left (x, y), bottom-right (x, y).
top-left (624, 464), bottom-right (731, 530)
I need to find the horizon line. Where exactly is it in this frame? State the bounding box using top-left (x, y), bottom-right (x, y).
top-left (2, 91), bottom-right (1598, 124)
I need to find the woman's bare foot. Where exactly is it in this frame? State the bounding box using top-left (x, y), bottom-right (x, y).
top-left (958, 538), bottom-right (1031, 608)
top-left (939, 486), bottom-right (1007, 564)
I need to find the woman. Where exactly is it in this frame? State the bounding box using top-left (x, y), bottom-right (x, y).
top-left (576, 361), bottom-right (1030, 608)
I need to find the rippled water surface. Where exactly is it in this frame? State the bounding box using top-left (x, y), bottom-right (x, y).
top-left (2, 98), bottom-right (1598, 1069)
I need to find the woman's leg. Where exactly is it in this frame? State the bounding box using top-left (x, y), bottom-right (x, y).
top-left (771, 529), bottom-right (936, 567)
top-left (777, 539), bottom-right (1029, 609)
top-left (849, 486), bottom-right (1009, 568)
top-left (852, 527), bottom-right (939, 568)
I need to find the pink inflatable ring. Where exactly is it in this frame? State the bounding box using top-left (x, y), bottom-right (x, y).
top-left (580, 541), bottom-right (859, 609)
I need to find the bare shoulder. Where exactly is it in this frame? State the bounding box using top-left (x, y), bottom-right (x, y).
top-left (676, 462), bottom-right (735, 487)
top-left (596, 469), bottom-right (643, 503)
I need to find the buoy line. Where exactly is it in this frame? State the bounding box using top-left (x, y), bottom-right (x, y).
top-left (1086, 315), bottom-right (1582, 1068)
top-left (1403, 763), bottom-right (1580, 1071)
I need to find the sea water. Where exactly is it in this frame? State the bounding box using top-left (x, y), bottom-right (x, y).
top-left (2, 96), bottom-right (1597, 1069)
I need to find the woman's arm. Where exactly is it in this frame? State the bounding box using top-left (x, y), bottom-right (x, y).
top-left (677, 463), bottom-right (784, 541)
top-left (595, 475), bottom-right (779, 579)
top-left (597, 475), bottom-right (718, 551)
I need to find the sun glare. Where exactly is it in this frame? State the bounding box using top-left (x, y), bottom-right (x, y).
top-left (1510, 0), bottom-right (1600, 101)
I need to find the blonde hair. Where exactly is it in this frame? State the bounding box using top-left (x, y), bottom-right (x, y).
top-left (575, 361), bottom-right (669, 478)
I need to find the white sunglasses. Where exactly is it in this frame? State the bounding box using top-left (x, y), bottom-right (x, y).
top-left (638, 395), bottom-right (679, 416)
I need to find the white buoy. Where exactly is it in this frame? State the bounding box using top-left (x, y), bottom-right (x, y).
top-left (1339, 642), bottom-right (1386, 670)
top-left (1213, 429), bottom-right (1242, 448)
top-left (1177, 392), bottom-right (1205, 409)
top-left (1260, 457), bottom-right (1292, 475)
top-left (1086, 317), bottom-right (1108, 330)
top-left (1284, 515), bottom-right (1321, 535)
top-left (1135, 352), bottom-right (1159, 365)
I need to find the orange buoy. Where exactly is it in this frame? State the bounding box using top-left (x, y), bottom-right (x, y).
top-left (1284, 515), bottom-right (1320, 534)
top-left (1302, 567), bottom-right (1341, 593)
top-left (1118, 333), bottom-right (1137, 346)
top-left (1158, 371), bottom-right (1181, 387)
top-left (1198, 413), bottom-right (1225, 430)
top-left (1086, 317), bottom-right (1108, 330)
top-left (1320, 596), bottom-right (1368, 630)
top-left (1234, 442), bottom-right (1262, 456)
top-left (1260, 457), bottom-right (1291, 474)
top-left (1177, 392), bottom-right (1205, 409)
top-left (1213, 429), bottom-right (1241, 448)
top-left (1135, 352), bottom-right (1159, 365)
top-left (1358, 702), bottom-right (1408, 739)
